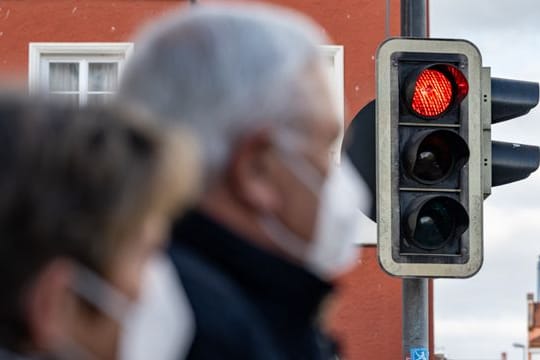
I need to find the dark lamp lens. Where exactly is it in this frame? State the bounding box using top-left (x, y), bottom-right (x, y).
top-left (403, 196), bottom-right (469, 251)
top-left (413, 199), bottom-right (454, 249)
top-left (412, 135), bottom-right (453, 182)
top-left (403, 129), bottom-right (470, 185)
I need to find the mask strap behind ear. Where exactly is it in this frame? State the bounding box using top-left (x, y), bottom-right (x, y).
top-left (70, 264), bottom-right (132, 324)
top-left (259, 214), bottom-right (311, 261)
top-left (272, 131), bottom-right (325, 194)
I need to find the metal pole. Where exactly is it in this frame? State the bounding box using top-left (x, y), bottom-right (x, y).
top-left (401, 1), bottom-right (428, 359)
top-left (401, 0), bottom-right (427, 38)
top-left (402, 279), bottom-right (429, 359)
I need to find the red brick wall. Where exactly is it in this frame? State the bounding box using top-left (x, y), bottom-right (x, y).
top-left (263, 0), bottom-right (401, 125)
top-left (0, 0), bottom-right (181, 84)
top-left (0, 1), bottom-right (434, 359)
top-left (327, 245), bottom-right (403, 359)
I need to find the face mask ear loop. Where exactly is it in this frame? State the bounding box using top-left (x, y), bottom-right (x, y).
top-left (70, 264), bottom-right (132, 324)
top-left (272, 132), bottom-right (325, 195)
top-left (258, 215), bottom-right (311, 261)
top-left (258, 131), bottom-right (331, 262)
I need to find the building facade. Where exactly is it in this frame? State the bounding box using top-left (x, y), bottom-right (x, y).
top-left (0, 1), bottom-right (433, 359)
top-left (529, 293), bottom-right (540, 360)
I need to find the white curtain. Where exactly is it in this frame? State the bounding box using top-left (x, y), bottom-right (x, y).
top-left (88, 62), bottom-right (118, 105)
top-left (88, 63), bottom-right (118, 92)
top-left (49, 62), bottom-right (79, 92)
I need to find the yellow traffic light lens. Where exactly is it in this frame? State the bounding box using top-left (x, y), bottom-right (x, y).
top-left (402, 129), bottom-right (470, 185)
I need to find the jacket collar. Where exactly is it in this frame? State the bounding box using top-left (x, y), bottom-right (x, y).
top-left (0, 348), bottom-right (41, 360)
top-left (171, 210), bottom-right (334, 326)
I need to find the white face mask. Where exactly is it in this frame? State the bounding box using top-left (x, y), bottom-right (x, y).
top-left (119, 255), bottom-right (194, 360)
top-left (68, 255), bottom-right (194, 360)
top-left (259, 140), bottom-right (370, 280)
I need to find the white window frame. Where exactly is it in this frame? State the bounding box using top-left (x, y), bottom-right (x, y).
top-left (320, 45), bottom-right (376, 245)
top-left (319, 45), bottom-right (345, 122)
top-left (319, 45), bottom-right (345, 161)
top-left (28, 43), bottom-right (134, 105)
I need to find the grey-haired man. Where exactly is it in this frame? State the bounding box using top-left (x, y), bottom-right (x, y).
top-left (119, 4), bottom-right (368, 359)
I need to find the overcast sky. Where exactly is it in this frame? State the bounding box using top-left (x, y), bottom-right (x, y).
top-left (430, 1), bottom-right (540, 359)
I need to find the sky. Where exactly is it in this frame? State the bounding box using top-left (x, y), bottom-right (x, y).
top-left (430, 1), bottom-right (540, 359)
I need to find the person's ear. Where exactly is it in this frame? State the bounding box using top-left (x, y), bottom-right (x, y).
top-left (25, 258), bottom-right (77, 351)
top-left (227, 130), bottom-right (282, 213)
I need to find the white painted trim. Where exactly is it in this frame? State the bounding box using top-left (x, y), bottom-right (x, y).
top-left (318, 45), bottom-right (377, 246)
top-left (356, 210), bottom-right (378, 245)
top-left (28, 42), bottom-right (134, 93)
top-left (80, 60), bottom-right (89, 106)
top-left (319, 45), bottom-right (345, 163)
top-left (319, 44), bottom-right (345, 123)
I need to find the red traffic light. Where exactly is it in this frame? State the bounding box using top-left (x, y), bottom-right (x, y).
top-left (407, 64), bottom-right (469, 119)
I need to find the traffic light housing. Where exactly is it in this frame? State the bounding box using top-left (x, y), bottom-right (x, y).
top-left (345, 38), bottom-right (539, 278)
top-left (376, 38), bottom-right (484, 278)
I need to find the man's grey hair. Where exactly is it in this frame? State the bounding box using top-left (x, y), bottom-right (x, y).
top-left (118, 3), bottom-right (332, 177)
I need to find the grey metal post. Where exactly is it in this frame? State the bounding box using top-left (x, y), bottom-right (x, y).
top-left (401, 1), bottom-right (429, 359)
top-left (402, 279), bottom-right (429, 359)
top-left (401, 0), bottom-right (427, 38)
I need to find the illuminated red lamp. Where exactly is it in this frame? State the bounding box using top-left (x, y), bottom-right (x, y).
top-left (408, 64), bottom-right (469, 119)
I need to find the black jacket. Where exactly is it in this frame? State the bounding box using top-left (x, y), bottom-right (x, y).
top-left (168, 211), bottom-right (339, 360)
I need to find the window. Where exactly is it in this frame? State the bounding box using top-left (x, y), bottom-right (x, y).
top-left (29, 43), bottom-right (134, 106)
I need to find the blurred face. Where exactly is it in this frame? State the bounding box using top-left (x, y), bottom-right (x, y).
top-left (268, 94), bottom-right (341, 245)
top-left (248, 63), bottom-right (342, 253)
top-left (68, 213), bottom-right (168, 360)
top-left (200, 61), bottom-right (343, 267)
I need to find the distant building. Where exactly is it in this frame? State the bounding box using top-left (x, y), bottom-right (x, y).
top-left (527, 257), bottom-right (540, 360)
top-left (529, 293), bottom-right (540, 359)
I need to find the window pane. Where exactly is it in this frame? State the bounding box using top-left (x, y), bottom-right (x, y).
top-left (89, 63), bottom-right (118, 92)
top-left (50, 93), bottom-right (79, 106)
top-left (49, 63), bottom-right (79, 92)
top-left (87, 93), bottom-right (113, 105)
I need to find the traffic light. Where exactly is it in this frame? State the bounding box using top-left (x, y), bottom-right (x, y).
top-left (376, 38), bottom-right (484, 278)
top-left (367, 38), bottom-right (540, 278)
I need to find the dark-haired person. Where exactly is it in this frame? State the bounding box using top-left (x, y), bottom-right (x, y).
top-left (0, 98), bottom-right (199, 360)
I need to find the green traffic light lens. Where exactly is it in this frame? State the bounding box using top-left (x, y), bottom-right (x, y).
top-left (413, 199), bottom-right (454, 249)
top-left (404, 196), bottom-right (469, 251)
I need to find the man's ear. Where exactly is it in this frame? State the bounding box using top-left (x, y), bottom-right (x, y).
top-left (25, 259), bottom-right (76, 351)
top-left (226, 130), bottom-right (282, 213)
